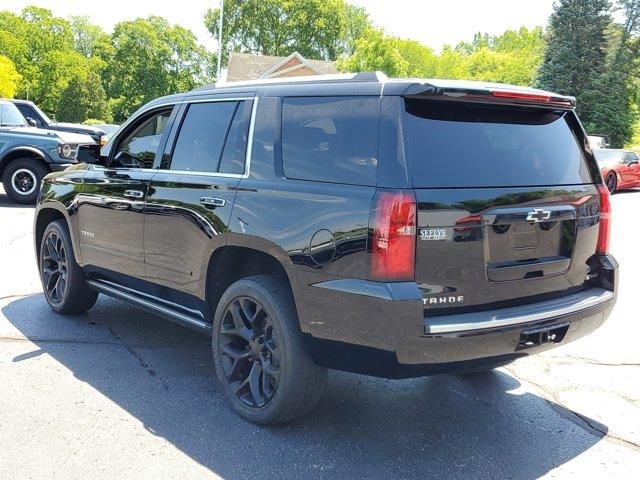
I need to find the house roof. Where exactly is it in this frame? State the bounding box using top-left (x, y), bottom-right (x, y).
top-left (226, 52), bottom-right (337, 82)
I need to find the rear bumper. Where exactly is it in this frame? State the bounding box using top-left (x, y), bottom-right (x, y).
top-left (300, 255), bottom-right (618, 379)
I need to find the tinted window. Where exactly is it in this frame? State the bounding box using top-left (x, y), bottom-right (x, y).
top-left (17, 105), bottom-right (42, 126)
top-left (282, 97), bottom-right (379, 185)
top-left (404, 101), bottom-right (592, 187)
top-left (218, 101), bottom-right (250, 175)
top-left (113, 109), bottom-right (172, 169)
top-left (170, 101), bottom-right (237, 173)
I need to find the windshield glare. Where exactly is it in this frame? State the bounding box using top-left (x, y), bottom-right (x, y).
top-left (594, 149), bottom-right (623, 166)
top-left (0, 103), bottom-right (27, 127)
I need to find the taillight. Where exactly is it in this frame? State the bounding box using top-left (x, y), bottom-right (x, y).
top-left (370, 190), bottom-right (416, 281)
top-left (596, 184), bottom-right (611, 255)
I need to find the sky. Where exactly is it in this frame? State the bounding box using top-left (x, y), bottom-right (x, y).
top-left (3, 0), bottom-right (556, 53)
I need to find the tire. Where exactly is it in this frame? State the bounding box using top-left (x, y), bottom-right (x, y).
top-left (1, 158), bottom-right (49, 204)
top-left (212, 275), bottom-right (327, 425)
top-left (606, 172), bottom-right (617, 194)
top-left (39, 220), bottom-right (98, 314)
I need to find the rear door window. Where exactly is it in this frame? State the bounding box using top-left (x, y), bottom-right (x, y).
top-left (282, 96), bottom-right (379, 186)
top-left (170, 101), bottom-right (238, 173)
top-left (404, 100), bottom-right (592, 188)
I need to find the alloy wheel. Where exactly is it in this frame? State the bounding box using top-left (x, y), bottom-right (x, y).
top-left (41, 231), bottom-right (68, 304)
top-left (606, 173), bottom-right (616, 193)
top-left (218, 296), bottom-right (280, 408)
top-left (11, 168), bottom-right (37, 196)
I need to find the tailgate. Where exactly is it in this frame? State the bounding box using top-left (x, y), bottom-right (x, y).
top-left (402, 98), bottom-right (602, 313)
top-left (415, 186), bottom-right (600, 312)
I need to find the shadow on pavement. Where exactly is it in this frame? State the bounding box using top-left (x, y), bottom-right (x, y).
top-left (3, 294), bottom-right (608, 479)
top-left (0, 192), bottom-right (35, 209)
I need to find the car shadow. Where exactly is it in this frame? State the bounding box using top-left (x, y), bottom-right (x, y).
top-left (2, 294), bottom-right (609, 479)
top-left (0, 191), bottom-right (35, 209)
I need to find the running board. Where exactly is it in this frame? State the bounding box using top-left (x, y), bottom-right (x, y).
top-left (87, 279), bottom-right (212, 334)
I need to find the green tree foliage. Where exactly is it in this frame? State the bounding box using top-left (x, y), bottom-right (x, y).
top-left (204, 0), bottom-right (370, 65)
top-left (57, 71), bottom-right (110, 123)
top-left (104, 17), bottom-right (211, 121)
top-left (536, 0), bottom-right (619, 140)
top-left (0, 55), bottom-right (21, 98)
top-left (338, 28), bottom-right (437, 77)
top-left (339, 27), bottom-right (544, 86)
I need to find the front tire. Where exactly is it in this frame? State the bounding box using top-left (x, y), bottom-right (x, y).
top-left (606, 172), bottom-right (617, 194)
top-left (2, 158), bottom-right (49, 204)
top-left (212, 275), bottom-right (327, 424)
top-left (39, 220), bottom-right (98, 314)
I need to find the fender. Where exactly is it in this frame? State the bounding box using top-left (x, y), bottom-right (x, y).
top-left (34, 198), bottom-right (83, 266)
top-left (0, 146), bottom-right (52, 167)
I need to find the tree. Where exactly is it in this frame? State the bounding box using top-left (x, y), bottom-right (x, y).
top-left (103, 17), bottom-right (211, 122)
top-left (0, 55), bottom-right (21, 98)
top-left (57, 70), bottom-right (110, 122)
top-left (339, 27), bottom-right (543, 85)
top-left (338, 28), bottom-right (437, 77)
top-left (536, 0), bottom-right (613, 131)
top-left (204, 0), bottom-right (370, 67)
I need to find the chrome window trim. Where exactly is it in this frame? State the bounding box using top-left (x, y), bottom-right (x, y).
top-left (96, 96), bottom-right (259, 178)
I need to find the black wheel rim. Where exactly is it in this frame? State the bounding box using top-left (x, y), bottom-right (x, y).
top-left (41, 231), bottom-right (68, 304)
top-left (607, 174), bottom-right (616, 193)
top-left (218, 297), bottom-right (280, 408)
top-left (11, 168), bottom-right (37, 195)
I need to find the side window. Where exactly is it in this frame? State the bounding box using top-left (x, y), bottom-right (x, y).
top-left (17, 105), bottom-right (42, 126)
top-left (624, 152), bottom-right (636, 163)
top-left (169, 101), bottom-right (238, 173)
top-left (112, 109), bottom-right (173, 169)
top-left (219, 101), bottom-right (251, 175)
top-left (281, 96), bottom-right (379, 186)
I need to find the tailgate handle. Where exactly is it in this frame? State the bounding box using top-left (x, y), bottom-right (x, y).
top-left (487, 257), bottom-right (570, 282)
top-left (483, 206), bottom-right (576, 226)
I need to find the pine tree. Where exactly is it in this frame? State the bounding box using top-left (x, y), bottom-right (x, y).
top-left (536, 0), bottom-right (612, 132)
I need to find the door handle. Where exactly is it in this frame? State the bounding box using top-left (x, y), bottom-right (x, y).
top-left (200, 196), bottom-right (226, 208)
top-left (124, 190), bottom-right (144, 199)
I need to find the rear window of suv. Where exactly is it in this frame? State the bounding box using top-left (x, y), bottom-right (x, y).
top-left (282, 96), bottom-right (379, 186)
top-left (404, 100), bottom-right (593, 188)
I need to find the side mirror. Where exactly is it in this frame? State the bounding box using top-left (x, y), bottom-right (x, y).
top-left (26, 117), bottom-right (37, 127)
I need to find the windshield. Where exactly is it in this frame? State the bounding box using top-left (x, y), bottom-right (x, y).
top-left (0, 103), bottom-right (27, 127)
top-left (593, 149), bottom-right (624, 167)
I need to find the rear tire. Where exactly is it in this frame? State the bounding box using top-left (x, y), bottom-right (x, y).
top-left (39, 220), bottom-right (98, 314)
top-left (212, 275), bottom-right (327, 425)
top-left (2, 158), bottom-right (48, 204)
top-left (606, 172), bottom-right (617, 194)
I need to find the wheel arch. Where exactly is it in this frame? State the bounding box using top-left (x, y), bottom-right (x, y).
top-left (0, 147), bottom-right (51, 178)
top-left (34, 203), bottom-right (79, 265)
top-left (205, 243), bottom-right (297, 322)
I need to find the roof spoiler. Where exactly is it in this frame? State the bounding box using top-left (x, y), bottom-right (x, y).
top-left (403, 83), bottom-right (576, 109)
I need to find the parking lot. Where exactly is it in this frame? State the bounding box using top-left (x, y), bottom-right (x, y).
top-left (0, 186), bottom-right (639, 479)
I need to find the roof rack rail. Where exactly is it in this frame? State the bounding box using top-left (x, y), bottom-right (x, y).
top-left (193, 71), bottom-right (389, 91)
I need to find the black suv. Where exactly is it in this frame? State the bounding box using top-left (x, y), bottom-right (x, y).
top-left (33, 73), bottom-right (617, 424)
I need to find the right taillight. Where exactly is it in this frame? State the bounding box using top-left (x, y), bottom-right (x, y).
top-left (596, 184), bottom-right (611, 255)
top-left (370, 190), bottom-right (416, 281)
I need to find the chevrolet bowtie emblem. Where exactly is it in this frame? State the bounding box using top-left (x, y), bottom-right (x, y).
top-left (526, 208), bottom-right (552, 223)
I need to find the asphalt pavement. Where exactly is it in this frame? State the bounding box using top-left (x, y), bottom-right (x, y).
top-left (0, 187), bottom-right (638, 479)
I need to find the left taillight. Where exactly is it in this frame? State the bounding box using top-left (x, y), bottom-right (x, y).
top-left (370, 190), bottom-right (417, 281)
top-left (596, 184), bottom-right (611, 255)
